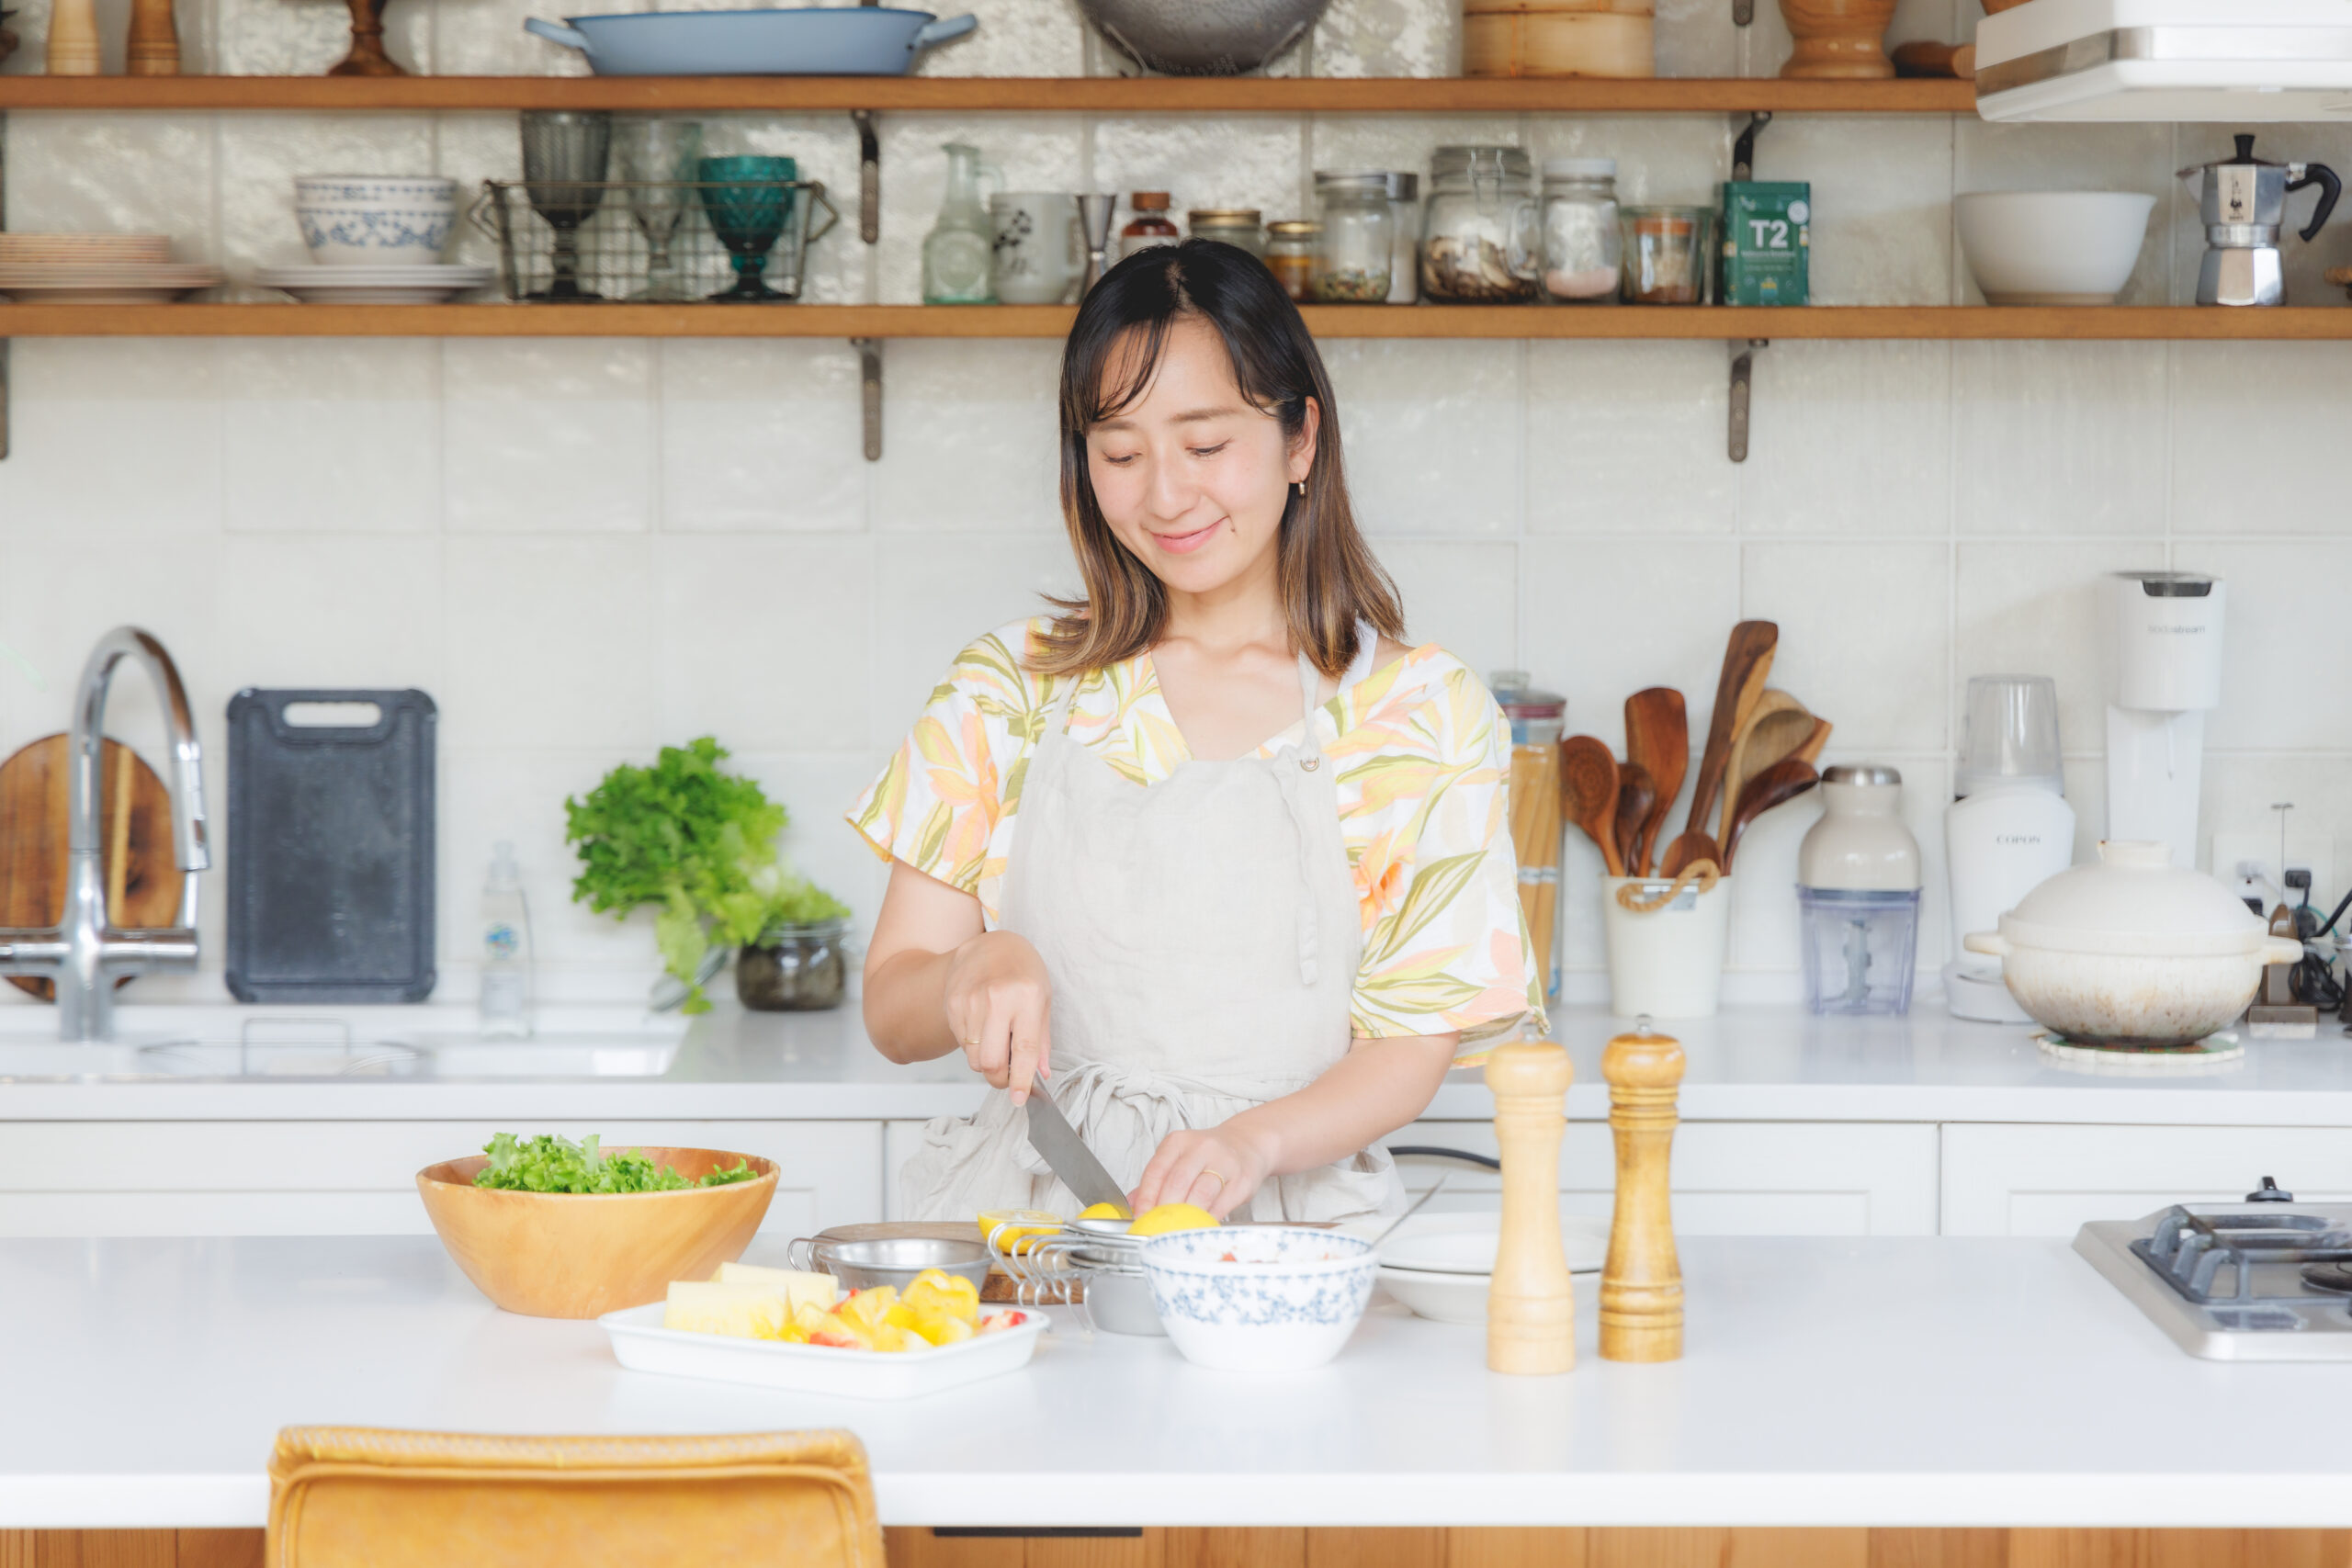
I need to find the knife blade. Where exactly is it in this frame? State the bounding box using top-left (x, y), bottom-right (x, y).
top-left (1023, 1090), bottom-right (1130, 1213)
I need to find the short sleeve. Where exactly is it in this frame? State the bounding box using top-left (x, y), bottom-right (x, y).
top-left (1345, 665), bottom-right (1547, 1047)
top-left (848, 630), bottom-right (1032, 906)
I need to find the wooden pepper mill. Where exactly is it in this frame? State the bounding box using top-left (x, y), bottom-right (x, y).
top-left (44, 0), bottom-right (102, 75)
top-left (126, 0), bottom-right (181, 75)
top-left (1600, 1017), bottom-right (1685, 1362)
top-left (1485, 1039), bottom-right (1575, 1376)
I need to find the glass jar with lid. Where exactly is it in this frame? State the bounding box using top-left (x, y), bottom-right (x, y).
top-left (1264, 219), bottom-right (1320, 301)
top-left (1540, 156), bottom-right (1622, 303)
top-left (1120, 191), bottom-right (1180, 260)
top-left (1308, 171), bottom-right (1395, 302)
top-left (1384, 172), bottom-right (1419, 303)
top-left (1188, 208), bottom-right (1265, 258)
top-left (1419, 145), bottom-right (1541, 303)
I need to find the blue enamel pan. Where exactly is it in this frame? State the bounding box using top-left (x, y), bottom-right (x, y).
top-left (525, 6), bottom-right (978, 76)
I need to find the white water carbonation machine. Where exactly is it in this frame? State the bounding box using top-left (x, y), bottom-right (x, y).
top-left (2105, 571), bottom-right (2224, 867)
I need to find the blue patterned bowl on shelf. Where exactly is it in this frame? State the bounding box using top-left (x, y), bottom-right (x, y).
top-left (1139, 1226), bottom-right (1376, 1371)
top-left (293, 175), bottom-right (459, 266)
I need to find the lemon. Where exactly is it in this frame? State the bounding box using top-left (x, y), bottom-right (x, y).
top-left (1078, 1201), bottom-right (1131, 1222)
top-left (1128, 1201), bottom-right (1219, 1237)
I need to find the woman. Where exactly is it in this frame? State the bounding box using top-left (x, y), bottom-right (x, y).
top-left (849, 239), bottom-right (1543, 1224)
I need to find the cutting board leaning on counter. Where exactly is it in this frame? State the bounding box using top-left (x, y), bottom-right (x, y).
top-left (848, 239), bottom-right (1545, 1224)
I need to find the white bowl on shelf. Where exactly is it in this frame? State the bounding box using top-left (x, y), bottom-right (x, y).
top-left (293, 175), bottom-right (460, 266)
top-left (1954, 190), bottom-right (2156, 306)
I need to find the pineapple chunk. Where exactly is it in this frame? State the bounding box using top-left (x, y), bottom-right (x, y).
top-left (902, 1269), bottom-right (980, 1325)
top-left (713, 1261), bottom-right (839, 1312)
top-left (662, 1280), bottom-right (791, 1339)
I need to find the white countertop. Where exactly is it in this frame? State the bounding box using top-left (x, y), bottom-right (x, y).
top-left (5, 1231), bottom-right (2349, 1530)
top-left (2, 1000), bottom-right (2350, 1125)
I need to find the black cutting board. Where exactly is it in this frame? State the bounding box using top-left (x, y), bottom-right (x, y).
top-left (225, 689), bottom-right (436, 1004)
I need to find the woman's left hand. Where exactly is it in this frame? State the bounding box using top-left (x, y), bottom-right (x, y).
top-left (1131, 1122), bottom-right (1277, 1220)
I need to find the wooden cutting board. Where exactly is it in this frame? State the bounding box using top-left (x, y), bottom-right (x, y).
top-left (0, 733), bottom-right (182, 1001)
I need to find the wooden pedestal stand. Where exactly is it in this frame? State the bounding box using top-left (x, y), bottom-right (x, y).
top-left (1484, 1040), bottom-right (1575, 1375)
top-left (1600, 1020), bottom-right (1685, 1362)
top-left (327, 0), bottom-right (406, 76)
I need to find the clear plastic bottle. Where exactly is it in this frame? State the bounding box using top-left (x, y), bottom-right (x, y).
top-left (479, 840), bottom-right (533, 1040)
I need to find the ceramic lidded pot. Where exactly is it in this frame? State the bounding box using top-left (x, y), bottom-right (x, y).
top-left (1962, 840), bottom-right (2305, 1046)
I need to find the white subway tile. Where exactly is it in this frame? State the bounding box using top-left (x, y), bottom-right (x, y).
top-left (869, 534), bottom-right (1082, 750)
top-left (0, 536), bottom-right (223, 758)
top-left (1742, 540), bottom-right (1951, 752)
top-left (1751, 115), bottom-right (1952, 305)
top-left (1322, 339), bottom-right (1523, 536)
top-left (214, 536), bottom-right (446, 692)
top-left (729, 750), bottom-right (896, 951)
top-left (440, 536), bottom-right (661, 749)
top-left (1952, 119), bottom-right (2177, 306)
top-left (2172, 344), bottom-right (2352, 533)
top-left (1518, 536), bottom-right (1743, 757)
top-left (1738, 342), bottom-right (1951, 535)
top-left (435, 0), bottom-right (592, 75)
top-left (0, 340), bottom-right (225, 539)
top-left (1655, 0), bottom-right (1736, 78)
top-left (2177, 540), bottom-right (2352, 754)
top-left (1952, 342), bottom-right (2167, 536)
top-left (443, 339), bottom-right (655, 532)
top-left (220, 339), bottom-right (443, 532)
top-left (1528, 117), bottom-right (1728, 208)
top-left (659, 536), bottom-right (873, 751)
top-left (915, 0), bottom-right (1083, 77)
top-left (878, 114), bottom-right (1086, 304)
top-left (1372, 541), bottom-right (1518, 683)
top-left (2198, 754), bottom-right (2352, 887)
top-left (1953, 538), bottom-right (2165, 759)
top-left (1092, 116), bottom-right (1308, 231)
top-left (659, 341), bottom-right (867, 532)
top-left (1314, 0), bottom-right (1457, 77)
top-left (1526, 340), bottom-right (1736, 534)
top-left (3, 114), bottom-right (216, 253)
top-left (871, 340), bottom-right (1063, 532)
top-left (216, 114), bottom-right (438, 276)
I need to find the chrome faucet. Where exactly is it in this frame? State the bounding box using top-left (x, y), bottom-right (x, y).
top-left (0, 627), bottom-right (209, 1041)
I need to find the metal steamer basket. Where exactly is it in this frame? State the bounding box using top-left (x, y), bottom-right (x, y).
top-left (470, 178), bottom-right (839, 303)
top-left (991, 1216), bottom-right (1166, 1337)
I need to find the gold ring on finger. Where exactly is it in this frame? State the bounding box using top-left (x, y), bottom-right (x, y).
top-left (1201, 1169), bottom-right (1227, 1188)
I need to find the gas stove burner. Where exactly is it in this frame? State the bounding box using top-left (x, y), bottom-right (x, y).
top-left (2302, 1263), bottom-right (2352, 1294)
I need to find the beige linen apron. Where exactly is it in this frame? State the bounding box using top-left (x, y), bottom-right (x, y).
top-left (899, 650), bottom-right (1399, 1224)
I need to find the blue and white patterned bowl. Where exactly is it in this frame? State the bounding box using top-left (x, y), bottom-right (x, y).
top-left (1139, 1226), bottom-right (1376, 1371)
top-left (293, 176), bottom-right (458, 266)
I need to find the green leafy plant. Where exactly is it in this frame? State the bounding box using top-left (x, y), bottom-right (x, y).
top-left (565, 737), bottom-right (850, 1011)
top-left (470, 1132), bottom-right (757, 1193)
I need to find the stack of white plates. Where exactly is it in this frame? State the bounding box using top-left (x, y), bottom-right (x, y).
top-left (1341, 1210), bottom-right (1611, 1326)
top-left (252, 264), bottom-right (494, 304)
top-left (0, 233), bottom-right (222, 303)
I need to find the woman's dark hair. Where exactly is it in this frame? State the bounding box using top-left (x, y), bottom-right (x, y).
top-left (1031, 238), bottom-right (1405, 681)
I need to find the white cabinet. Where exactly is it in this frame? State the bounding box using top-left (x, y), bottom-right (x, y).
top-left (1940, 1123), bottom-right (2352, 1236)
top-left (0, 1121), bottom-right (883, 1239)
top-left (1394, 1119), bottom-right (1940, 1235)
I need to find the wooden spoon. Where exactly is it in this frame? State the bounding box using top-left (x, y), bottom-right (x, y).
top-left (1623, 687), bottom-right (1687, 876)
top-left (1559, 735), bottom-right (1623, 877)
top-left (1658, 830), bottom-right (1720, 878)
top-left (1613, 762), bottom-right (1656, 883)
top-left (1685, 621), bottom-right (1777, 845)
top-left (1714, 688), bottom-right (1807, 848)
top-left (1721, 758), bottom-right (1820, 874)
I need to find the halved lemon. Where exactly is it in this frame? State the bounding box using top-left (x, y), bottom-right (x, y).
top-left (1128, 1201), bottom-right (1219, 1237)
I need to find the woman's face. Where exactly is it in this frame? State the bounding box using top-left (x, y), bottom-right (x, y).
top-left (1083, 316), bottom-right (1317, 602)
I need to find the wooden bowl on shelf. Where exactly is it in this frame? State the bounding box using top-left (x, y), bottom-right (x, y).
top-left (416, 1146), bottom-right (778, 1319)
top-left (1981, 0), bottom-right (2032, 12)
top-left (1776, 0), bottom-right (1896, 79)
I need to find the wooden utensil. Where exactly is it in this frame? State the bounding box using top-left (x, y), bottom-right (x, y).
top-left (1684, 621), bottom-right (1777, 845)
top-left (1715, 689), bottom-right (1816, 849)
top-left (1721, 757), bottom-right (1821, 873)
top-left (1507, 733), bottom-right (1566, 1001)
top-left (1623, 687), bottom-right (1687, 876)
top-left (1658, 830), bottom-right (1720, 878)
top-left (1613, 762), bottom-right (1655, 883)
top-left (0, 734), bottom-right (183, 1002)
top-left (1485, 1040), bottom-right (1576, 1375)
top-left (1775, 0), bottom-right (1896, 79)
top-left (1600, 1021), bottom-right (1685, 1363)
top-left (1891, 39), bottom-right (1973, 77)
top-left (1560, 735), bottom-right (1623, 878)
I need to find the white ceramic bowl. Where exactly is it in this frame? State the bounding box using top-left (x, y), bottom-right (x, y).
top-left (1139, 1226), bottom-right (1375, 1371)
top-left (293, 175), bottom-right (459, 266)
top-left (1375, 1265), bottom-right (1489, 1325)
top-left (1954, 190), bottom-right (2155, 305)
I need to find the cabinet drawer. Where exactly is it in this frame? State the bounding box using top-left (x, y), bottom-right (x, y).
top-left (1940, 1123), bottom-right (2352, 1236)
top-left (1392, 1119), bottom-right (1939, 1236)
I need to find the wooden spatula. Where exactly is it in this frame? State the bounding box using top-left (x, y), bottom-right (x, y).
top-left (1715, 690), bottom-right (1810, 847)
top-left (1559, 735), bottom-right (1623, 877)
top-left (1614, 762), bottom-right (1655, 883)
top-left (1721, 757), bottom-right (1820, 873)
top-left (1685, 621), bottom-right (1777, 845)
top-left (1659, 829), bottom-right (1720, 878)
top-left (1623, 687), bottom-right (1686, 876)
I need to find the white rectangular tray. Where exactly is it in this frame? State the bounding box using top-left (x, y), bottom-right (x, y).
top-left (598, 1303), bottom-right (1048, 1399)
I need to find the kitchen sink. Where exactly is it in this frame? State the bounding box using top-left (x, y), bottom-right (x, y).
top-left (0, 1006), bottom-right (688, 1081)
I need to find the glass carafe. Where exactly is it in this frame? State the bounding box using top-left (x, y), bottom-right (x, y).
top-left (922, 141), bottom-right (1003, 305)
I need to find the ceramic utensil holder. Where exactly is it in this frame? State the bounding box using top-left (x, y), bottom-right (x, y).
top-left (1601, 873), bottom-right (1730, 1019)
top-left (1600, 1020), bottom-right (1684, 1362)
top-left (1484, 1040), bottom-right (1576, 1376)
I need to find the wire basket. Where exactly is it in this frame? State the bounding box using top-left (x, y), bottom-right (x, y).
top-left (470, 178), bottom-right (839, 303)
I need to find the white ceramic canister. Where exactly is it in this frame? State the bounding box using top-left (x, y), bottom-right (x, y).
top-left (1798, 764), bottom-right (1920, 891)
top-left (1600, 874), bottom-right (1732, 1020)
top-left (988, 191), bottom-right (1081, 305)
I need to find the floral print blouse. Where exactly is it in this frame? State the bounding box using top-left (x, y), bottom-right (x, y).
top-left (848, 619), bottom-right (1546, 1047)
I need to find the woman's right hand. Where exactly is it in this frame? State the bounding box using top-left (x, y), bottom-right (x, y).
top-left (943, 931), bottom-right (1053, 1103)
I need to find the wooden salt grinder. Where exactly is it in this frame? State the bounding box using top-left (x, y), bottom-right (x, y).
top-left (1485, 1040), bottom-right (1575, 1375)
top-left (127, 0), bottom-right (182, 76)
top-left (1600, 1019), bottom-right (1685, 1362)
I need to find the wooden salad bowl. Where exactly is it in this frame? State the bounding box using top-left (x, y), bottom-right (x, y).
top-left (416, 1146), bottom-right (779, 1319)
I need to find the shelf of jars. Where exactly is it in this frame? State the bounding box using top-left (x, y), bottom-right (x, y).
top-left (0, 303), bottom-right (2344, 339)
top-left (0, 76), bottom-right (1978, 114)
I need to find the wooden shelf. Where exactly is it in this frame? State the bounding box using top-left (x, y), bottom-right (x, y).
top-left (0, 75), bottom-right (1979, 114)
top-left (0, 303), bottom-right (2345, 340)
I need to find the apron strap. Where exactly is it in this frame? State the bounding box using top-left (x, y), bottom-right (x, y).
top-left (1286, 652), bottom-right (1329, 988)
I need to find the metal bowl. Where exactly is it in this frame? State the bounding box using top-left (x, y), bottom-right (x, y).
top-left (786, 1235), bottom-right (993, 1292)
top-left (1080, 1262), bottom-right (1166, 1337)
top-left (1076, 0), bottom-right (1331, 76)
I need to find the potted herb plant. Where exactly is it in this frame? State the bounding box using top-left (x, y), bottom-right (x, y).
top-left (565, 737), bottom-right (851, 1013)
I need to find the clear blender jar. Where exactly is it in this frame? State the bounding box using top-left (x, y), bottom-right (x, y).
top-left (1796, 765), bottom-right (1922, 1016)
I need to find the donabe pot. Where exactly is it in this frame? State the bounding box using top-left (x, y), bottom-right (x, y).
top-left (1964, 840), bottom-right (2304, 1046)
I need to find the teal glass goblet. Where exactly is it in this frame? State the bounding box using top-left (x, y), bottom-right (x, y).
top-left (696, 154), bottom-right (797, 302)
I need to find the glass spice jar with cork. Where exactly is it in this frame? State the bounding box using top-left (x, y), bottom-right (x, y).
top-left (1621, 205), bottom-right (1713, 304)
top-left (1188, 208), bottom-right (1265, 258)
top-left (1119, 191), bottom-right (1180, 260)
top-left (1264, 219), bottom-right (1321, 301)
top-left (1309, 171), bottom-right (1395, 302)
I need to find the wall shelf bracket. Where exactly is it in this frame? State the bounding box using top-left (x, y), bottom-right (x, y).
top-left (854, 335), bottom-right (882, 460)
top-left (1732, 0), bottom-right (1754, 27)
top-left (1732, 109), bottom-right (1771, 181)
top-left (1728, 338), bottom-right (1766, 463)
top-left (852, 108), bottom-right (879, 245)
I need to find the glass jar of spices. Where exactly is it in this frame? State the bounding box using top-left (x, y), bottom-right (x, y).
top-left (1264, 220), bottom-right (1320, 301)
top-left (1419, 145), bottom-right (1541, 303)
top-left (1308, 171), bottom-right (1394, 302)
top-left (1622, 205), bottom-right (1714, 304)
top-left (1385, 172), bottom-right (1419, 303)
top-left (1540, 157), bottom-right (1622, 304)
top-left (1120, 190), bottom-right (1180, 260)
top-left (1189, 208), bottom-right (1265, 258)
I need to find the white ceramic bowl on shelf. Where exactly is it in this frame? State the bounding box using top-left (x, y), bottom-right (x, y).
top-left (1139, 1226), bottom-right (1376, 1371)
top-left (293, 175), bottom-right (459, 265)
top-left (1954, 190), bottom-right (2156, 305)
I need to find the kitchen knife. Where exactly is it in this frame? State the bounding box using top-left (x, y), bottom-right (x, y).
top-left (1023, 1090), bottom-right (1131, 1213)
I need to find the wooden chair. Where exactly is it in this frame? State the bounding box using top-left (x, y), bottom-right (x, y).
top-left (266, 1427), bottom-right (886, 1568)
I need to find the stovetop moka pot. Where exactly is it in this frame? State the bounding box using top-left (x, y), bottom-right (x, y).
top-left (2179, 134), bottom-right (2342, 307)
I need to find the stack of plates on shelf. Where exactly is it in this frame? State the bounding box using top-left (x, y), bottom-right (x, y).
top-left (251, 264), bottom-right (494, 304)
top-left (0, 233), bottom-right (224, 303)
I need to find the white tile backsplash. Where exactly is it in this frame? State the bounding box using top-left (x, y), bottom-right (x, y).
top-left (1322, 339), bottom-right (1524, 536)
top-left (1952, 342), bottom-right (2168, 536)
top-left (442, 339), bottom-right (656, 533)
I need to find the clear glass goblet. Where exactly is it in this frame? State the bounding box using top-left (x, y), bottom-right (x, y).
top-left (614, 117), bottom-right (703, 303)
